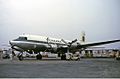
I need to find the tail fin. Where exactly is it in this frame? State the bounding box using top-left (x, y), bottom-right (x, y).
top-left (80, 31), bottom-right (85, 43)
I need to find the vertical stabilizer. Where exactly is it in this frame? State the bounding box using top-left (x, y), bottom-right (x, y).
top-left (80, 31), bottom-right (85, 43)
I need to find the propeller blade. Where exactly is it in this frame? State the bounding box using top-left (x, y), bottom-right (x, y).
top-left (71, 39), bottom-right (77, 44)
top-left (61, 39), bottom-right (68, 45)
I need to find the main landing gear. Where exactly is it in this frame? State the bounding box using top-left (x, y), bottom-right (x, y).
top-left (36, 53), bottom-right (42, 60)
top-left (61, 54), bottom-right (66, 60)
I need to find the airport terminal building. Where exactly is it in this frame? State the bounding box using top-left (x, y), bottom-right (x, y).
top-left (80, 47), bottom-right (120, 58)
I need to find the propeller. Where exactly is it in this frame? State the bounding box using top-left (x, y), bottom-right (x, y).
top-left (61, 39), bottom-right (68, 45)
top-left (69, 39), bottom-right (77, 47)
top-left (61, 39), bottom-right (77, 53)
top-left (9, 41), bottom-right (16, 56)
top-left (61, 39), bottom-right (77, 47)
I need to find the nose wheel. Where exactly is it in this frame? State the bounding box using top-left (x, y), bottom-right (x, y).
top-left (17, 53), bottom-right (23, 61)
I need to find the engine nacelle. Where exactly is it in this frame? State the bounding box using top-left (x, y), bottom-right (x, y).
top-left (51, 44), bottom-right (58, 52)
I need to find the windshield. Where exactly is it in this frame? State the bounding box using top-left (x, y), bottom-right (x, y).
top-left (13, 37), bottom-right (27, 41)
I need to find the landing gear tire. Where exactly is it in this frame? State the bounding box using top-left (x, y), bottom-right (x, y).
top-left (115, 57), bottom-right (120, 60)
top-left (58, 53), bottom-right (61, 57)
top-left (36, 54), bottom-right (42, 60)
top-left (61, 54), bottom-right (66, 60)
top-left (18, 54), bottom-right (23, 61)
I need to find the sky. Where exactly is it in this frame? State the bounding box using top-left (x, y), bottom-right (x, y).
top-left (0, 0), bottom-right (120, 49)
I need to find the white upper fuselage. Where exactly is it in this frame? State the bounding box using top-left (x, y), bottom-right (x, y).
top-left (18, 34), bottom-right (71, 45)
top-left (10, 34), bottom-right (75, 52)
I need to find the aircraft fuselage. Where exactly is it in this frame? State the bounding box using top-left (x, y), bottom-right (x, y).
top-left (9, 34), bottom-right (78, 53)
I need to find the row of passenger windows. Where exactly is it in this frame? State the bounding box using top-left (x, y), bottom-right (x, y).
top-left (15, 36), bottom-right (62, 44)
top-left (48, 39), bottom-right (62, 43)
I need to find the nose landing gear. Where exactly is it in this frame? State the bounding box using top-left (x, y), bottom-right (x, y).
top-left (17, 53), bottom-right (23, 61)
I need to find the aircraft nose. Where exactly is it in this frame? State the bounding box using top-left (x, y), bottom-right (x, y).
top-left (9, 40), bottom-right (14, 46)
top-left (9, 41), bottom-right (11, 45)
top-left (9, 41), bottom-right (13, 46)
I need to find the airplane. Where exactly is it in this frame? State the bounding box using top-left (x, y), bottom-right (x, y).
top-left (9, 34), bottom-right (120, 60)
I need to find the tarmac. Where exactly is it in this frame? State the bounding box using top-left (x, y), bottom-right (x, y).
top-left (0, 58), bottom-right (120, 78)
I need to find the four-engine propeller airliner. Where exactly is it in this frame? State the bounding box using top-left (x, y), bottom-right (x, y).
top-left (9, 34), bottom-right (120, 60)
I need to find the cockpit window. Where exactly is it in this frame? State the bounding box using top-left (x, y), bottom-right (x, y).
top-left (19, 37), bottom-right (27, 40)
top-left (14, 37), bottom-right (27, 41)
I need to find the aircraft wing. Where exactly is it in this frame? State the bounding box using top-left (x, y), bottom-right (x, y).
top-left (79, 39), bottom-right (120, 48)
